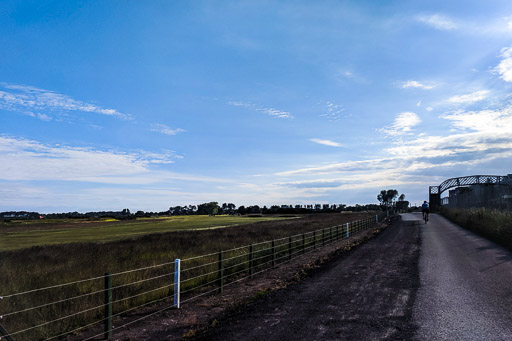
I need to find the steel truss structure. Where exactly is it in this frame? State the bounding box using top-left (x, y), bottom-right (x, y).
top-left (429, 174), bottom-right (512, 211)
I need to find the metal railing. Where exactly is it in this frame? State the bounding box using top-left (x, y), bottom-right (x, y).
top-left (0, 214), bottom-right (384, 340)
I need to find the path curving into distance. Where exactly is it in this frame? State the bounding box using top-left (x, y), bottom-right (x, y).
top-left (190, 213), bottom-right (512, 340)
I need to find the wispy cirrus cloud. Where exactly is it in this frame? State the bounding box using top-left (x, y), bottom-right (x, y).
top-left (0, 135), bottom-right (190, 183)
top-left (150, 123), bottom-right (186, 135)
top-left (381, 112), bottom-right (421, 136)
top-left (0, 82), bottom-right (131, 120)
top-left (494, 47), bottom-right (512, 83)
top-left (228, 101), bottom-right (293, 119)
top-left (400, 80), bottom-right (435, 90)
top-left (416, 14), bottom-right (458, 31)
top-left (447, 90), bottom-right (489, 104)
top-left (309, 138), bottom-right (343, 147)
top-left (319, 101), bottom-right (349, 121)
top-left (274, 104), bottom-right (512, 195)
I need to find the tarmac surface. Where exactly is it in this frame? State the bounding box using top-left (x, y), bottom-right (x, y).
top-left (413, 213), bottom-right (512, 340)
top-left (193, 213), bottom-right (512, 340)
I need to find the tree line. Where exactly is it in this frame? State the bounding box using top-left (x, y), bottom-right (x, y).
top-left (0, 202), bottom-right (383, 221)
top-left (2, 190), bottom-right (409, 221)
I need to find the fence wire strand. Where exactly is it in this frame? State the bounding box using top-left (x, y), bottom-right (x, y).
top-left (5, 214), bottom-right (383, 340)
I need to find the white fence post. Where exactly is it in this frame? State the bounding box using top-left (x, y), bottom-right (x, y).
top-left (174, 258), bottom-right (181, 308)
top-left (346, 222), bottom-right (349, 238)
top-left (376, 215), bottom-right (378, 223)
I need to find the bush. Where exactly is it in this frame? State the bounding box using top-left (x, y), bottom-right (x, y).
top-left (440, 207), bottom-right (512, 251)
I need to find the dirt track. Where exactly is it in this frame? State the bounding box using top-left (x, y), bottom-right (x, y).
top-left (192, 217), bottom-right (421, 340)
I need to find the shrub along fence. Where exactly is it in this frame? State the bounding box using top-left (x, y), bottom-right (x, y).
top-left (0, 214), bottom-right (384, 341)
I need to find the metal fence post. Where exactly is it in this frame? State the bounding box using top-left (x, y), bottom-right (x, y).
top-left (249, 244), bottom-right (254, 278)
top-left (0, 323), bottom-right (14, 341)
top-left (289, 236), bottom-right (292, 260)
top-left (346, 222), bottom-right (349, 238)
top-left (272, 240), bottom-right (276, 267)
top-left (104, 273), bottom-right (112, 340)
top-left (174, 259), bottom-right (181, 308)
top-left (218, 251), bottom-right (224, 293)
top-left (376, 215), bottom-right (378, 224)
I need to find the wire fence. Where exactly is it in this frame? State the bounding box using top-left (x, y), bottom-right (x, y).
top-left (0, 214), bottom-right (384, 341)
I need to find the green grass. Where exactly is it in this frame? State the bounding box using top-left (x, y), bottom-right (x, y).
top-left (0, 213), bottom-right (379, 340)
top-left (440, 207), bottom-right (512, 251)
top-left (0, 215), bottom-right (290, 251)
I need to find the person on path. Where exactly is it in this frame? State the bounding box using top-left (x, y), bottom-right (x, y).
top-left (421, 201), bottom-right (430, 221)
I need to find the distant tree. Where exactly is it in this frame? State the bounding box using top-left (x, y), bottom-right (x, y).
top-left (197, 202), bottom-right (219, 215)
top-left (396, 193), bottom-right (409, 211)
top-left (237, 205), bottom-right (246, 215)
top-left (247, 205), bottom-right (261, 214)
top-left (377, 189), bottom-right (399, 210)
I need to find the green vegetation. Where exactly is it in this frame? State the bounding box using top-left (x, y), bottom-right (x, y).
top-left (0, 215), bottom-right (289, 251)
top-left (440, 207), bottom-right (512, 251)
top-left (0, 213), bottom-right (376, 340)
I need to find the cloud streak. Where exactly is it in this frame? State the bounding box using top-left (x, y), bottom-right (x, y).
top-left (0, 136), bottom-right (198, 184)
top-left (0, 83), bottom-right (131, 120)
top-left (381, 112), bottom-right (421, 136)
top-left (416, 14), bottom-right (458, 31)
top-left (447, 90), bottom-right (489, 104)
top-left (319, 101), bottom-right (349, 121)
top-left (150, 123), bottom-right (186, 135)
top-left (309, 138), bottom-right (343, 147)
top-left (400, 80), bottom-right (435, 90)
top-left (228, 101), bottom-right (293, 119)
top-left (494, 47), bottom-right (512, 83)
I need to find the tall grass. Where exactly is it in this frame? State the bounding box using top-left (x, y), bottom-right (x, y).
top-left (0, 213), bottom-right (376, 340)
top-left (440, 207), bottom-right (512, 250)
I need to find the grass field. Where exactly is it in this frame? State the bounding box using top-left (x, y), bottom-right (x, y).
top-left (0, 215), bottom-right (290, 251)
top-left (0, 212), bottom-right (377, 340)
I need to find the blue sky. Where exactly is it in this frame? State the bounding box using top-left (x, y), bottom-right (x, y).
top-left (2, 0), bottom-right (512, 212)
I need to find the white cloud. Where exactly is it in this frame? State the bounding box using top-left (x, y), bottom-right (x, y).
top-left (401, 80), bottom-right (435, 90)
top-left (309, 138), bottom-right (343, 147)
top-left (426, 107), bottom-right (433, 112)
top-left (228, 101), bottom-right (293, 119)
top-left (150, 123), bottom-right (186, 135)
top-left (416, 14), bottom-right (458, 31)
top-left (257, 108), bottom-right (293, 119)
top-left (319, 101), bottom-right (348, 121)
top-left (447, 90), bottom-right (489, 104)
top-left (494, 47), bottom-right (512, 83)
top-left (0, 83), bottom-right (131, 120)
top-left (228, 101), bottom-right (253, 108)
top-left (440, 107), bottom-right (512, 133)
top-left (381, 112), bottom-right (421, 136)
top-left (0, 136), bottom-right (192, 183)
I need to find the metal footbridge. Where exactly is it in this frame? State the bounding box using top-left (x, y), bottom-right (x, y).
top-left (429, 174), bottom-right (512, 210)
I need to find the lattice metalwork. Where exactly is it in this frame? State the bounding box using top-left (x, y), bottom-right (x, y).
top-left (436, 175), bottom-right (507, 194)
top-left (429, 186), bottom-right (440, 194)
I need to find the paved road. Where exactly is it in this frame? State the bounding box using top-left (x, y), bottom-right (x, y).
top-left (413, 213), bottom-right (512, 340)
top-left (193, 214), bottom-right (512, 340)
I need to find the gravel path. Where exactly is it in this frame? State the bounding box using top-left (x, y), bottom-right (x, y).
top-left (193, 217), bottom-right (421, 340)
